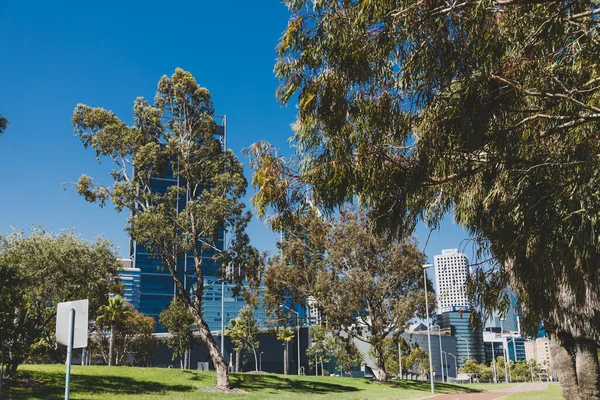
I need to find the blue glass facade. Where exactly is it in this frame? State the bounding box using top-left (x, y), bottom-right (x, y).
top-left (117, 267), bottom-right (141, 310)
top-left (201, 278), bottom-right (269, 332)
top-left (437, 311), bottom-right (486, 367)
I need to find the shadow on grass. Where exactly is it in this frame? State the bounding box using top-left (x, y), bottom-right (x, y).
top-left (385, 380), bottom-right (483, 394)
top-left (6, 369), bottom-right (195, 399)
top-left (230, 373), bottom-right (361, 395)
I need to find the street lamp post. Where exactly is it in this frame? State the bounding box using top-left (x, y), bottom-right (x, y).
top-left (280, 304), bottom-right (302, 376)
top-left (447, 353), bottom-right (458, 379)
top-left (456, 335), bottom-right (470, 361)
top-left (221, 281), bottom-right (225, 357)
top-left (441, 351), bottom-right (449, 382)
top-left (260, 351), bottom-right (264, 372)
top-left (500, 320), bottom-right (509, 384)
top-left (433, 324), bottom-right (445, 382)
top-left (423, 263), bottom-right (435, 394)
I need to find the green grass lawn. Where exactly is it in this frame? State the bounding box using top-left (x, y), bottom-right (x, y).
top-left (4, 364), bottom-right (506, 399)
top-left (504, 383), bottom-right (563, 400)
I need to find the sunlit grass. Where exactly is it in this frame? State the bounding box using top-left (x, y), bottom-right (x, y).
top-left (5, 364), bottom-right (490, 399)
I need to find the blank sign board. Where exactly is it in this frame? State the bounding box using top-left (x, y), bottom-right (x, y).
top-left (56, 299), bottom-right (89, 349)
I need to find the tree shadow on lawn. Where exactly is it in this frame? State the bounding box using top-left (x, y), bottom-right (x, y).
top-left (231, 374), bottom-right (361, 395)
top-left (383, 380), bottom-right (482, 394)
top-left (7, 369), bottom-right (196, 399)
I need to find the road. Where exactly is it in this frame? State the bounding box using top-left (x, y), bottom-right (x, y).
top-left (423, 382), bottom-right (549, 400)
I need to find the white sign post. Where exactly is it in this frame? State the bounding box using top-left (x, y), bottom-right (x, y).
top-left (56, 299), bottom-right (88, 400)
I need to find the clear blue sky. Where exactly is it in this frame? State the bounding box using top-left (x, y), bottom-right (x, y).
top-left (0, 0), bottom-right (472, 279)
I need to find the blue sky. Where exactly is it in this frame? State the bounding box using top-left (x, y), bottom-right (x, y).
top-left (0, 0), bottom-right (472, 279)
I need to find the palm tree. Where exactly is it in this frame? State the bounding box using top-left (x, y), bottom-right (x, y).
top-left (96, 296), bottom-right (132, 366)
top-left (277, 329), bottom-right (295, 375)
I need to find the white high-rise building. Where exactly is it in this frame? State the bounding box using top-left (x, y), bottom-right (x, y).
top-left (434, 249), bottom-right (471, 312)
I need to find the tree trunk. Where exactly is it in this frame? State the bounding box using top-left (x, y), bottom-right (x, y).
top-left (189, 307), bottom-right (229, 390)
top-left (235, 351), bottom-right (240, 373)
top-left (108, 325), bottom-right (114, 367)
top-left (321, 359), bottom-right (324, 376)
top-left (575, 337), bottom-right (600, 399)
top-left (374, 345), bottom-right (388, 382)
top-left (551, 331), bottom-right (600, 400)
top-left (253, 349), bottom-right (259, 372)
top-left (284, 342), bottom-right (289, 375)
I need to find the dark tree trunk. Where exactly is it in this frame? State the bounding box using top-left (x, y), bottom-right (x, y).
top-left (575, 337), bottom-right (600, 400)
top-left (551, 331), bottom-right (600, 400)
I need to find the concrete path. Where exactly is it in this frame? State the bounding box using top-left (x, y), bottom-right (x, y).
top-left (422, 382), bottom-right (549, 400)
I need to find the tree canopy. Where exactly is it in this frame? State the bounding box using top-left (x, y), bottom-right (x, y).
top-left (0, 114), bottom-right (7, 135)
top-left (159, 297), bottom-right (198, 369)
top-left (262, 207), bottom-right (432, 381)
top-left (73, 68), bottom-right (259, 390)
top-left (248, 0), bottom-right (600, 396)
top-left (227, 305), bottom-right (260, 372)
top-left (0, 228), bottom-right (120, 381)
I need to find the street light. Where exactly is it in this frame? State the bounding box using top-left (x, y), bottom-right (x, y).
top-left (441, 351), bottom-right (449, 382)
top-left (456, 335), bottom-right (470, 360)
top-left (260, 351), bottom-right (264, 372)
top-left (500, 320), bottom-right (509, 384)
top-left (280, 304), bottom-right (302, 376)
top-left (447, 352), bottom-right (458, 379)
top-left (423, 263), bottom-right (435, 394)
top-left (433, 324), bottom-right (445, 382)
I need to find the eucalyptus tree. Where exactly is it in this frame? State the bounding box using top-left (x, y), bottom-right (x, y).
top-left (249, 0), bottom-right (600, 396)
top-left (72, 68), bottom-right (258, 390)
top-left (262, 208), bottom-right (432, 382)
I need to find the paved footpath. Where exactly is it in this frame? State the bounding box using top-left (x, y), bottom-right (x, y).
top-left (422, 382), bottom-right (549, 400)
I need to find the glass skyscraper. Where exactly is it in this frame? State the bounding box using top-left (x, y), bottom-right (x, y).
top-left (437, 311), bottom-right (486, 367)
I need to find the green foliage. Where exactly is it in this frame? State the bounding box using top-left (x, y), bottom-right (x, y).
top-left (159, 297), bottom-right (198, 365)
top-left (306, 325), bottom-right (330, 374)
top-left (73, 68), bottom-right (261, 388)
top-left (405, 347), bottom-right (430, 376)
top-left (326, 334), bottom-right (363, 373)
top-left (97, 296), bottom-right (133, 329)
top-left (262, 207), bottom-right (433, 381)
top-left (90, 302), bottom-right (156, 367)
top-left (276, 328), bottom-right (295, 343)
top-left (305, 326), bottom-right (363, 375)
top-left (0, 113), bottom-right (7, 135)
top-left (368, 337), bottom-right (409, 377)
top-left (227, 306), bottom-right (260, 371)
top-left (0, 228), bottom-right (120, 378)
top-left (276, 328), bottom-right (295, 375)
top-left (511, 360), bottom-right (534, 382)
top-left (247, 0), bottom-right (600, 343)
